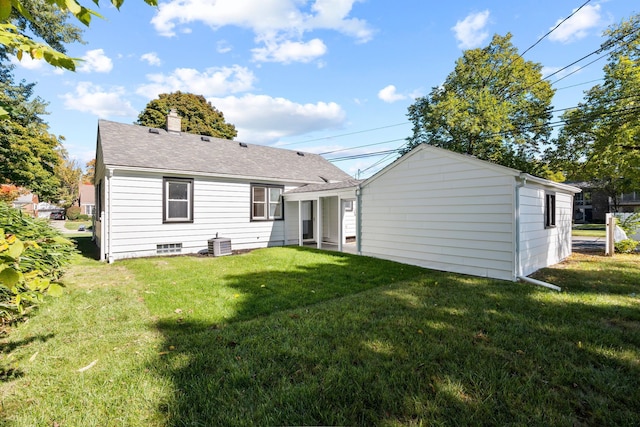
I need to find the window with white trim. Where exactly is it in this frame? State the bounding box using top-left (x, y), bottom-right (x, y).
top-left (163, 177), bottom-right (193, 223)
top-left (251, 184), bottom-right (283, 220)
top-left (545, 193), bottom-right (556, 228)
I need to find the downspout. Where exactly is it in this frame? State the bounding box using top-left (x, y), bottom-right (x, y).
top-left (515, 174), bottom-right (561, 292)
top-left (356, 184), bottom-right (362, 255)
top-left (107, 168), bottom-right (114, 264)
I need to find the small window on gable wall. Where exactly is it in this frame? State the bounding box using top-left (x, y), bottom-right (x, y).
top-left (251, 184), bottom-right (283, 221)
top-left (545, 193), bottom-right (556, 228)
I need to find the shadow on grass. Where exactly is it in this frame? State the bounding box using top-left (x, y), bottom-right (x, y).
top-left (143, 248), bottom-right (640, 426)
top-left (70, 235), bottom-right (100, 261)
top-left (0, 333), bottom-right (54, 383)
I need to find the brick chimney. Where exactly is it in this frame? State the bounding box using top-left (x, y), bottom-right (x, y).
top-left (166, 109), bottom-right (181, 134)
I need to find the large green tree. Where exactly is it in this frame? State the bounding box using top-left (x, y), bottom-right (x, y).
top-left (548, 14), bottom-right (640, 210)
top-left (54, 146), bottom-right (82, 208)
top-left (136, 92), bottom-right (238, 139)
top-left (0, 69), bottom-right (61, 200)
top-left (405, 33), bottom-right (554, 175)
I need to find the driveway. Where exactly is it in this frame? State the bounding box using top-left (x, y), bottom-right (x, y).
top-left (572, 236), bottom-right (605, 253)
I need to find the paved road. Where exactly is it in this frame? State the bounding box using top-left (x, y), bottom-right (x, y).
top-left (572, 236), bottom-right (605, 253)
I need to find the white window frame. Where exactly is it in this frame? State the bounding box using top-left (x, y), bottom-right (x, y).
top-left (251, 184), bottom-right (283, 221)
top-left (163, 177), bottom-right (194, 223)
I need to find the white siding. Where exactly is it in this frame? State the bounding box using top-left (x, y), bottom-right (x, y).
top-left (360, 147), bottom-right (517, 281)
top-left (343, 201), bottom-right (356, 239)
top-left (106, 171), bottom-right (295, 261)
top-left (518, 186), bottom-right (573, 276)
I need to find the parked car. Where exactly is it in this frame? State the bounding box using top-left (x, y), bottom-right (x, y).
top-left (50, 211), bottom-right (65, 220)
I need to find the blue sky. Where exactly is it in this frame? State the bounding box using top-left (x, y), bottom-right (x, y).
top-left (10, 0), bottom-right (638, 178)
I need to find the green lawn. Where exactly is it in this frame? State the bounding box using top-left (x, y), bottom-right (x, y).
top-left (1, 240), bottom-right (639, 426)
top-left (573, 223), bottom-right (606, 237)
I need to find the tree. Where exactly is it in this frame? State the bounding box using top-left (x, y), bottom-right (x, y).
top-left (548, 14), bottom-right (640, 210)
top-left (0, 0), bottom-right (156, 71)
top-left (0, 69), bottom-right (61, 200)
top-left (54, 146), bottom-right (81, 208)
top-left (405, 34), bottom-right (554, 175)
top-left (136, 92), bottom-right (238, 140)
top-left (83, 158), bottom-right (95, 184)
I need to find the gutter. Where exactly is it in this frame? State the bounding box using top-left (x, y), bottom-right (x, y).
top-left (356, 183), bottom-right (362, 255)
top-left (107, 168), bottom-right (114, 263)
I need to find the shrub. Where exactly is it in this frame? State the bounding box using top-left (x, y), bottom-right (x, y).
top-left (0, 203), bottom-right (77, 324)
top-left (66, 206), bottom-right (81, 220)
top-left (78, 214), bottom-right (90, 221)
top-left (615, 239), bottom-right (639, 254)
top-left (617, 212), bottom-right (640, 237)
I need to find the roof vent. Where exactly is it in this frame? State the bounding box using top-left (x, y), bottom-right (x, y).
top-left (239, 142), bottom-right (248, 148)
top-left (201, 136), bottom-right (210, 142)
top-left (296, 151), bottom-right (305, 156)
top-left (149, 128), bottom-right (160, 134)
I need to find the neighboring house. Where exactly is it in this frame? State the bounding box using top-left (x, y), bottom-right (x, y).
top-left (357, 145), bottom-right (580, 282)
top-left (78, 183), bottom-right (96, 216)
top-left (571, 182), bottom-right (640, 223)
top-left (36, 202), bottom-right (64, 219)
top-left (11, 192), bottom-right (38, 217)
top-left (94, 112), bottom-right (357, 262)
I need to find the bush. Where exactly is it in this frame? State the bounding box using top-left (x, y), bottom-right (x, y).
top-left (0, 203), bottom-right (77, 324)
top-left (66, 206), bottom-right (81, 220)
top-left (615, 239), bottom-right (639, 254)
top-left (78, 214), bottom-right (90, 221)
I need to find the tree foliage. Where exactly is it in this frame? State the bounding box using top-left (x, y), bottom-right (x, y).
top-left (406, 34), bottom-right (554, 175)
top-left (54, 146), bottom-right (82, 208)
top-left (0, 69), bottom-right (61, 200)
top-left (83, 158), bottom-right (95, 184)
top-left (0, 0), bottom-right (156, 72)
top-left (136, 92), bottom-right (238, 140)
top-left (548, 14), bottom-right (640, 209)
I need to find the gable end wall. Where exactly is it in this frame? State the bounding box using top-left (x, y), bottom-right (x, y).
top-left (360, 147), bottom-right (516, 281)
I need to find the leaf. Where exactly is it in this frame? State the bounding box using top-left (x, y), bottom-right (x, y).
top-left (77, 359), bottom-right (98, 372)
top-left (7, 238), bottom-right (24, 260)
top-left (0, 266), bottom-right (20, 287)
top-left (64, 0), bottom-right (82, 15)
top-left (46, 283), bottom-right (64, 297)
top-left (0, 0), bottom-right (10, 21)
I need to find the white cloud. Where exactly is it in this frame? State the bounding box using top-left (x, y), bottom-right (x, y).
top-left (61, 82), bottom-right (137, 118)
top-left (150, 0), bottom-right (373, 63)
top-left (10, 54), bottom-right (45, 70)
top-left (136, 65), bottom-right (257, 99)
top-left (78, 49), bottom-right (113, 73)
top-left (452, 10), bottom-right (490, 49)
top-left (217, 40), bottom-right (233, 54)
top-left (377, 85), bottom-right (407, 103)
top-left (548, 4), bottom-right (602, 43)
top-left (252, 38), bottom-right (327, 63)
top-left (210, 94), bottom-right (346, 143)
top-left (141, 52), bottom-right (162, 66)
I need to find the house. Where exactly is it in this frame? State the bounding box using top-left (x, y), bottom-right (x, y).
top-left (93, 112), bottom-right (357, 262)
top-left (11, 192), bottom-right (38, 217)
top-left (356, 145), bottom-right (580, 282)
top-left (95, 113), bottom-right (579, 283)
top-left (571, 182), bottom-right (640, 223)
top-left (78, 183), bottom-right (96, 217)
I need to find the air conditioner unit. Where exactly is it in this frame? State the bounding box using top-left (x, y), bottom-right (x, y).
top-left (208, 237), bottom-right (232, 256)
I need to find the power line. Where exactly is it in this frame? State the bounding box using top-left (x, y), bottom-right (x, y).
top-left (521, 0), bottom-right (591, 57)
top-left (277, 122), bottom-right (410, 147)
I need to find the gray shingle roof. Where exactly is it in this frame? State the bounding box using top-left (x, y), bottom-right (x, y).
top-left (285, 178), bottom-right (362, 194)
top-left (98, 120), bottom-right (352, 184)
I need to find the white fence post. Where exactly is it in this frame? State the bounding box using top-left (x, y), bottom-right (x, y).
top-left (605, 213), bottom-right (615, 257)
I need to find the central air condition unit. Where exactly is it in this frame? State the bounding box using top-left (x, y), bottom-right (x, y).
top-left (208, 235), bottom-right (232, 256)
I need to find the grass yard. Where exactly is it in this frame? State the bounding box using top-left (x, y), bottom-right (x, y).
top-left (1, 240), bottom-right (639, 426)
top-left (573, 223), bottom-right (606, 237)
